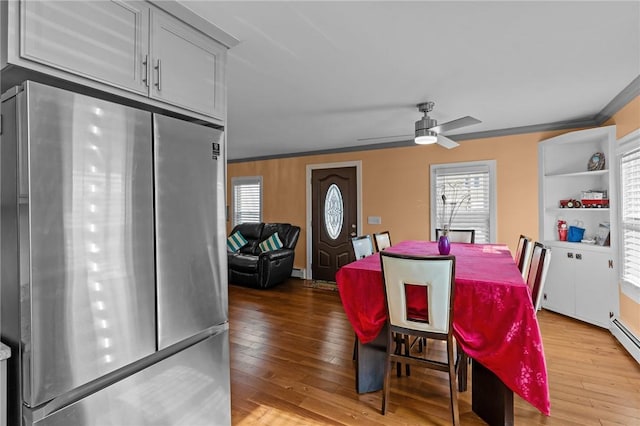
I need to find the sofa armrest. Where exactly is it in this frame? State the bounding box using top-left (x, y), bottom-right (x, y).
top-left (256, 248), bottom-right (296, 288)
top-left (258, 248), bottom-right (294, 262)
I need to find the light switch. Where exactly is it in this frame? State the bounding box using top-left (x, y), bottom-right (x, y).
top-left (368, 216), bottom-right (382, 225)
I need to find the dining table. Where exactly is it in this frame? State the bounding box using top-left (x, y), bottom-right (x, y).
top-left (336, 240), bottom-right (550, 425)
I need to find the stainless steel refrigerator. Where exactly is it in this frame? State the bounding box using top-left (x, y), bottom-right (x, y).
top-left (1, 81), bottom-right (230, 425)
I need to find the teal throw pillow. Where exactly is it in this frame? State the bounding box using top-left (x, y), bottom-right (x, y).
top-left (259, 232), bottom-right (283, 252)
top-left (227, 231), bottom-right (248, 252)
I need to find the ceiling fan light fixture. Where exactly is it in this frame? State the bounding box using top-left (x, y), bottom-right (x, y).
top-left (414, 129), bottom-right (438, 145)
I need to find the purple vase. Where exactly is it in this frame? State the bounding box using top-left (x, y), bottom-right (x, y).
top-left (438, 235), bottom-right (451, 255)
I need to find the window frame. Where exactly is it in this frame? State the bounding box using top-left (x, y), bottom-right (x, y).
top-left (231, 176), bottom-right (263, 227)
top-left (617, 129), bottom-right (640, 302)
top-left (430, 160), bottom-right (497, 243)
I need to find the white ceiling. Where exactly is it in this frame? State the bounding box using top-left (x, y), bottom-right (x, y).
top-left (180, 1), bottom-right (640, 161)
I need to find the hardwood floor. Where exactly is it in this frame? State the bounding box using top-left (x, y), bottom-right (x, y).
top-left (229, 279), bottom-right (640, 425)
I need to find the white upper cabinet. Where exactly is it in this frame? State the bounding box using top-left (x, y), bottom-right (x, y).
top-left (2, 0), bottom-right (234, 123)
top-left (149, 7), bottom-right (226, 118)
top-left (20, 1), bottom-right (149, 95)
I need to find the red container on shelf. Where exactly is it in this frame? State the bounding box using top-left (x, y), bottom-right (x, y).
top-left (557, 220), bottom-right (567, 241)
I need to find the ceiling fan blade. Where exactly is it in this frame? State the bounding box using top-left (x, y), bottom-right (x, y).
top-left (357, 134), bottom-right (413, 143)
top-left (430, 116), bottom-right (481, 134)
top-left (437, 134), bottom-right (460, 149)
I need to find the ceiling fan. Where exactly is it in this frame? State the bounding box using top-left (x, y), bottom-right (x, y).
top-left (360, 101), bottom-right (481, 149)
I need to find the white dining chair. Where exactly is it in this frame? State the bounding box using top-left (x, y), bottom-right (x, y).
top-left (514, 234), bottom-right (533, 278)
top-left (373, 231), bottom-right (392, 251)
top-left (379, 251), bottom-right (463, 425)
top-left (351, 235), bottom-right (375, 259)
top-left (435, 228), bottom-right (475, 243)
top-left (526, 242), bottom-right (552, 312)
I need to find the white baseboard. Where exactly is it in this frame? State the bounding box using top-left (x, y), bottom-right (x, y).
top-left (611, 318), bottom-right (640, 364)
top-left (291, 268), bottom-right (306, 279)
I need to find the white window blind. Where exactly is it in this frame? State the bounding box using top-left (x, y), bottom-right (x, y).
top-left (620, 147), bottom-right (640, 289)
top-left (431, 161), bottom-right (496, 243)
top-left (232, 176), bottom-right (262, 227)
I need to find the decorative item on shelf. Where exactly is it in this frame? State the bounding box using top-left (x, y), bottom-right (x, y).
top-left (559, 199), bottom-right (582, 208)
top-left (596, 222), bottom-right (610, 246)
top-left (587, 151), bottom-right (605, 171)
top-left (567, 220), bottom-right (585, 242)
top-left (557, 219), bottom-right (567, 241)
top-left (438, 184), bottom-right (471, 255)
top-left (580, 190), bottom-right (609, 208)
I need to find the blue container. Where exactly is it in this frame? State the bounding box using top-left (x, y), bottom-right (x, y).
top-left (567, 226), bottom-right (585, 242)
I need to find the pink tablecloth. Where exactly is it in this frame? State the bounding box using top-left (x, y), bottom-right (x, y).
top-left (336, 240), bottom-right (550, 416)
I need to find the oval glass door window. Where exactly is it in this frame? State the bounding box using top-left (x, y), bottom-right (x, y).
top-left (324, 184), bottom-right (344, 239)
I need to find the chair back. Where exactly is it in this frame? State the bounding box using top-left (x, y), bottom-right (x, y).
top-left (351, 235), bottom-right (375, 259)
top-left (380, 252), bottom-right (455, 335)
top-left (526, 242), bottom-right (552, 311)
top-left (373, 231), bottom-right (392, 251)
top-left (514, 234), bottom-right (533, 276)
top-left (435, 228), bottom-right (475, 243)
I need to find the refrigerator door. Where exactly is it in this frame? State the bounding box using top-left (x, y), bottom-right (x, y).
top-left (33, 329), bottom-right (231, 426)
top-left (23, 82), bottom-right (156, 407)
top-left (154, 114), bottom-right (227, 349)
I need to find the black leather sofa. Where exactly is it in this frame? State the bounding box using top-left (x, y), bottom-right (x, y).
top-left (227, 223), bottom-right (300, 289)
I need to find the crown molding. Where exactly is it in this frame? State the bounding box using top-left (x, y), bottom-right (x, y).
top-left (594, 74), bottom-right (640, 125)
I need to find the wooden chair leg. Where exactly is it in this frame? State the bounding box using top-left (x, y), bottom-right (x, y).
top-left (403, 334), bottom-right (410, 376)
top-left (448, 342), bottom-right (461, 426)
top-left (382, 351), bottom-right (393, 414)
top-left (393, 333), bottom-right (403, 377)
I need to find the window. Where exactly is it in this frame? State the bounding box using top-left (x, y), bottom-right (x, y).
top-left (619, 130), bottom-right (640, 296)
top-left (430, 161), bottom-right (496, 243)
top-left (232, 176), bottom-right (262, 227)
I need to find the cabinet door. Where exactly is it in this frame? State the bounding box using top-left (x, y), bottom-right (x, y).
top-left (542, 247), bottom-right (575, 316)
top-left (574, 251), bottom-right (614, 328)
top-left (150, 7), bottom-right (226, 119)
top-left (20, 1), bottom-right (149, 94)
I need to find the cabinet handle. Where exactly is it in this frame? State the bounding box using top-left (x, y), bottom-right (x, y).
top-left (567, 252), bottom-right (574, 258)
top-left (608, 259), bottom-right (613, 269)
top-left (575, 253), bottom-right (582, 260)
top-left (155, 59), bottom-right (162, 91)
top-left (142, 55), bottom-right (149, 87)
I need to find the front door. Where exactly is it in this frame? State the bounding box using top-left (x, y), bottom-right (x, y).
top-left (311, 167), bottom-right (358, 281)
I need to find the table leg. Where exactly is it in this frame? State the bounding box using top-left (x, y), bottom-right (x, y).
top-left (472, 360), bottom-right (514, 426)
top-left (355, 326), bottom-right (386, 393)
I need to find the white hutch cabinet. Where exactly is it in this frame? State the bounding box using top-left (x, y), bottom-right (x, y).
top-left (538, 126), bottom-right (617, 328)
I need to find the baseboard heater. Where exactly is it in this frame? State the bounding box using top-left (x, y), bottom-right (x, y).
top-left (611, 318), bottom-right (640, 364)
top-left (291, 268), bottom-right (306, 279)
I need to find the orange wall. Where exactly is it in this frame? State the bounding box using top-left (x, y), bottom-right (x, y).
top-left (605, 95), bottom-right (640, 139)
top-left (606, 95), bottom-right (640, 334)
top-left (227, 128), bottom-right (578, 271)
